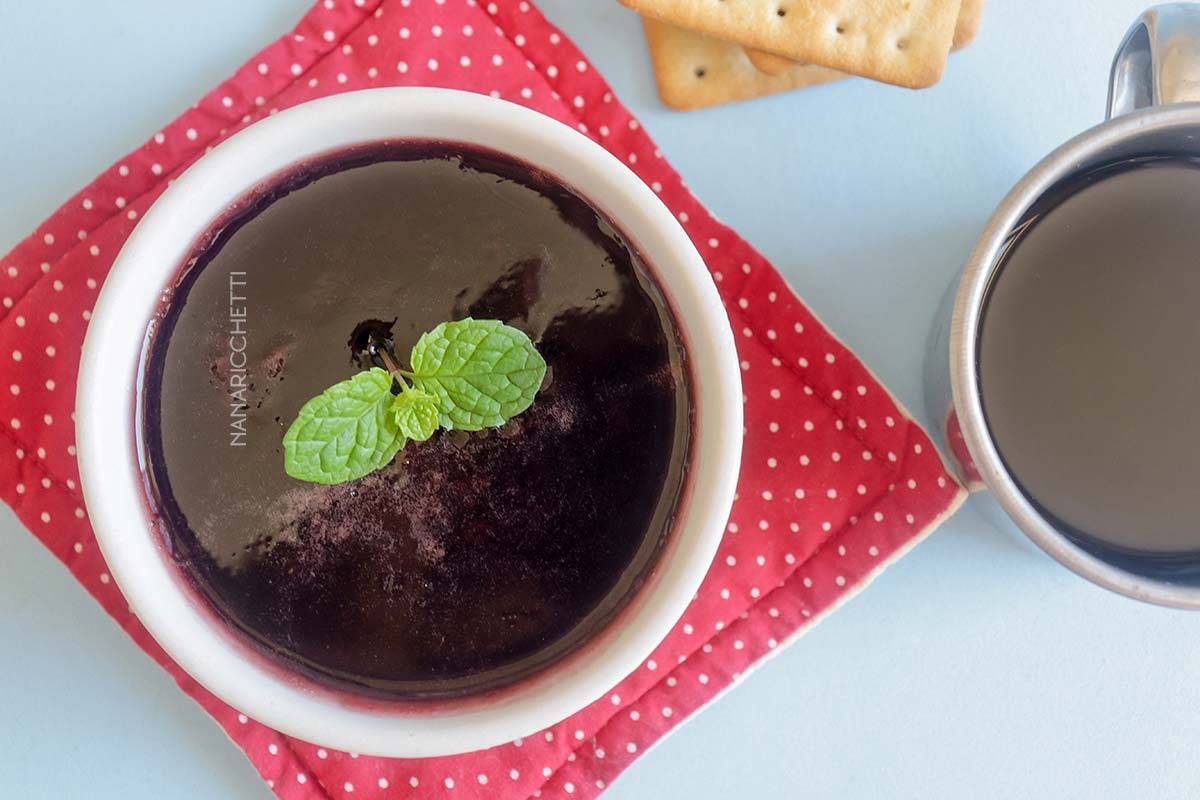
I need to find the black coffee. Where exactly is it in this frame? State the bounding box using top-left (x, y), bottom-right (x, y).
top-left (979, 156), bottom-right (1200, 573)
top-left (141, 142), bottom-right (692, 698)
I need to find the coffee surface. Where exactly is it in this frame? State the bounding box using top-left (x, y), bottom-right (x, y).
top-left (142, 142), bottom-right (691, 697)
top-left (980, 157), bottom-right (1200, 564)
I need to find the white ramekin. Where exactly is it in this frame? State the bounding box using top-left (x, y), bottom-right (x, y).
top-left (77, 88), bottom-right (742, 757)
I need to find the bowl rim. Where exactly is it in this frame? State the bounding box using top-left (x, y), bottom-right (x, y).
top-left (76, 87), bottom-right (743, 756)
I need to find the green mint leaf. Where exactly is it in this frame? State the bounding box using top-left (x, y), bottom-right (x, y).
top-left (409, 318), bottom-right (547, 431)
top-left (282, 367), bottom-right (406, 484)
top-left (391, 387), bottom-right (440, 442)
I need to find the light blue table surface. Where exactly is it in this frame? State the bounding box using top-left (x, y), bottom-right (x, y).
top-left (4, 1), bottom-right (1200, 797)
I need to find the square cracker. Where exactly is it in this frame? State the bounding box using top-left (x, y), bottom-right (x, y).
top-left (620, 0), bottom-right (964, 88)
top-left (744, 0), bottom-right (983, 74)
top-left (643, 17), bottom-right (845, 110)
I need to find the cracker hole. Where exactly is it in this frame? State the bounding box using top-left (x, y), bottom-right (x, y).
top-left (694, 66), bottom-right (707, 78)
top-left (896, 38), bottom-right (909, 50)
top-left (835, 23), bottom-right (846, 34)
top-left (776, 7), bottom-right (787, 17)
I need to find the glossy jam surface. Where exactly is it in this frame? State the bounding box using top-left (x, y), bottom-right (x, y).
top-left (142, 142), bottom-right (691, 697)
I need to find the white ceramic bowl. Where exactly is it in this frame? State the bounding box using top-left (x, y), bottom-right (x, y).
top-left (77, 88), bottom-right (741, 757)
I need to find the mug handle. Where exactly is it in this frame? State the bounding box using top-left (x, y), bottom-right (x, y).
top-left (1108, 3), bottom-right (1200, 118)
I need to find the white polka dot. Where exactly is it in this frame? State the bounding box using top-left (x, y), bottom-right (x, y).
top-left (463, 24), bottom-right (474, 35)
top-left (323, 29), bottom-right (335, 42)
top-left (492, 54), bottom-right (503, 66)
top-left (316, 748), bottom-right (327, 759)
top-left (726, 555), bottom-right (737, 566)
top-left (99, 572), bottom-right (110, 584)
top-left (427, 58), bottom-right (439, 71)
top-left (698, 673), bottom-right (710, 684)
top-left (574, 729), bottom-right (584, 740)
top-left (267, 744), bottom-right (278, 755)
top-left (343, 782), bottom-right (354, 793)
top-left (510, 769), bottom-right (520, 780)
top-left (297, 774), bottom-right (307, 784)
top-left (461, 55), bottom-right (473, 67)
top-left (627, 742), bottom-right (638, 753)
top-left (237, 714), bottom-right (248, 724)
top-left (647, 659), bottom-right (657, 670)
top-left (432, 24), bottom-right (443, 36)
top-left (186, 128), bottom-right (198, 140)
top-left (477, 774), bottom-right (488, 785)
top-left (397, 61), bottom-right (408, 73)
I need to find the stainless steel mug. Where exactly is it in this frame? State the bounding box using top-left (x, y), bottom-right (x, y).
top-left (927, 3), bottom-right (1200, 608)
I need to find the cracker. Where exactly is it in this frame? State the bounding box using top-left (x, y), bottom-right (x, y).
top-left (744, 47), bottom-right (800, 76)
top-left (643, 17), bottom-right (845, 110)
top-left (951, 0), bottom-right (984, 49)
top-left (743, 0), bottom-right (984, 77)
top-left (621, 0), bottom-right (963, 88)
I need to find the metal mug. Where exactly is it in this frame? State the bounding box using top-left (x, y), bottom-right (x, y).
top-left (927, 3), bottom-right (1200, 608)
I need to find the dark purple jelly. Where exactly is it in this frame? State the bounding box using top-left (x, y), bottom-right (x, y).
top-left (140, 142), bottom-right (692, 698)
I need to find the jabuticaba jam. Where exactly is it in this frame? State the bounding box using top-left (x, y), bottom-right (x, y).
top-left (139, 142), bottom-right (693, 698)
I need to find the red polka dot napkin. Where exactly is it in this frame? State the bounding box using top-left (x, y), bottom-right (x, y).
top-left (0, 1), bottom-right (965, 797)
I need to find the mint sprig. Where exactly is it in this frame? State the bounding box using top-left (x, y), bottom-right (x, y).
top-left (410, 319), bottom-right (547, 431)
top-left (282, 318), bottom-right (546, 484)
